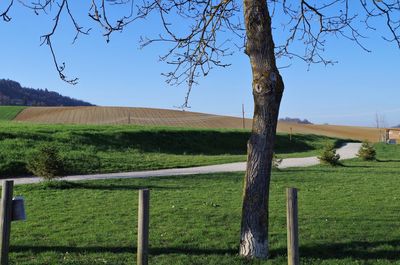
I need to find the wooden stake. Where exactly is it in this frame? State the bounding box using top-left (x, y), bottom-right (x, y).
top-left (0, 181), bottom-right (13, 265)
top-left (137, 189), bottom-right (150, 265)
top-left (286, 187), bottom-right (299, 265)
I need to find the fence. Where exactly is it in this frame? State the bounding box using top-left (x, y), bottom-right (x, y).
top-left (0, 182), bottom-right (300, 265)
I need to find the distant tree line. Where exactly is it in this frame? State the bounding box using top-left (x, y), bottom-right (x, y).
top-left (0, 79), bottom-right (93, 106)
top-left (279, 117), bottom-right (313, 125)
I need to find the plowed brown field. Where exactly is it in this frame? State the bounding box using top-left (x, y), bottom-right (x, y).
top-left (14, 106), bottom-right (382, 141)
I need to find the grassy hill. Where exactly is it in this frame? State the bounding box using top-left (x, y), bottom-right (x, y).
top-left (0, 106), bottom-right (26, 120)
top-left (0, 122), bottom-right (341, 177)
top-left (13, 106), bottom-right (382, 142)
top-left (8, 143), bottom-right (400, 264)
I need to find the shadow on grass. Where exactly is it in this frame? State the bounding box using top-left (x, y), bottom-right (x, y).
top-left (376, 159), bottom-right (400, 162)
top-left (41, 181), bottom-right (181, 191)
top-left (10, 245), bottom-right (236, 255)
top-left (56, 130), bottom-right (251, 155)
top-left (11, 240), bottom-right (400, 260)
top-left (270, 240), bottom-right (400, 261)
top-left (31, 130), bottom-right (327, 156)
top-left (341, 164), bottom-right (377, 168)
top-left (150, 247), bottom-right (237, 255)
top-left (11, 245), bottom-right (133, 254)
top-left (281, 167), bottom-right (345, 173)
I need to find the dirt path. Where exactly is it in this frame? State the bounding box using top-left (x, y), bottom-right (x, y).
top-left (7, 143), bottom-right (361, 185)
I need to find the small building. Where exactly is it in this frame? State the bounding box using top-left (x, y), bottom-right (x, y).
top-left (384, 128), bottom-right (400, 144)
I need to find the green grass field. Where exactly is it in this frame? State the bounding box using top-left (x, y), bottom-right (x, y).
top-left (7, 143), bottom-right (399, 264)
top-left (0, 106), bottom-right (25, 120)
top-left (0, 121), bottom-right (343, 177)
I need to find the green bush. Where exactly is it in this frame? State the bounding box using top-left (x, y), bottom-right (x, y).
top-left (357, 141), bottom-right (376, 161)
top-left (318, 143), bottom-right (341, 166)
top-left (27, 143), bottom-right (65, 180)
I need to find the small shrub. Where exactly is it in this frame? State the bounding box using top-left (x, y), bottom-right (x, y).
top-left (357, 141), bottom-right (376, 161)
top-left (27, 143), bottom-right (65, 180)
top-left (318, 143), bottom-right (341, 166)
top-left (272, 153), bottom-right (283, 169)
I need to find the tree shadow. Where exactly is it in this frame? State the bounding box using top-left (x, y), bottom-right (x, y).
top-left (57, 130), bottom-right (251, 155)
top-left (376, 159), bottom-right (400, 162)
top-left (270, 240), bottom-right (400, 261)
top-left (150, 247), bottom-right (237, 255)
top-left (52, 130), bottom-right (327, 156)
top-left (11, 245), bottom-right (236, 256)
top-left (341, 164), bottom-right (377, 168)
top-left (11, 240), bottom-right (400, 261)
top-left (41, 181), bottom-right (181, 191)
top-left (11, 245), bottom-right (133, 254)
top-left (281, 168), bottom-right (343, 173)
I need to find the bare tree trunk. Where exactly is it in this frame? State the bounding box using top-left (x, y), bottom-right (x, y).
top-left (239, 0), bottom-right (284, 258)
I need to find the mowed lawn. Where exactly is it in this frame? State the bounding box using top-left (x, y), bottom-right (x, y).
top-left (0, 121), bottom-right (342, 177)
top-left (0, 106), bottom-right (26, 120)
top-left (8, 143), bottom-right (400, 264)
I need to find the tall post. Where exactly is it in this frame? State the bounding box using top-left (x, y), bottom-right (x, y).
top-left (0, 181), bottom-right (13, 265)
top-left (289, 127), bottom-right (292, 141)
top-left (242, 104), bottom-right (245, 129)
top-left (286, 187), bottom-right (299, 265)
top-left (137, 189), bottom-right (150, 265)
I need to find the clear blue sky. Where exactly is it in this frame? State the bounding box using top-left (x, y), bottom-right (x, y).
top-left (0, 1), bottom-right (399, 127)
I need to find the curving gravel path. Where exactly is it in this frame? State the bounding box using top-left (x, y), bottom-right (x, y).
top-left (279, 142), bottom-right (361, 168)
top-left (5, 142), bottom-right (361, 185)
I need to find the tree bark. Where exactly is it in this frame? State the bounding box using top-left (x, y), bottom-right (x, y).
top-left (239, 0), bottom-right (284, 259)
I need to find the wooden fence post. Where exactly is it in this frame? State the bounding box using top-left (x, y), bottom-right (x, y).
top-left (0, 181), bottom-right (14, 265)
top-left (137, 189), bottom-right (150, 265)
top-left (286, 187), bottom-right (299, 265)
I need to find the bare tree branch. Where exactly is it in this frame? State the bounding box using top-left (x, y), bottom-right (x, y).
top-left (18, 0), bottom-right (92, 84)
top-left (275, 0), bottom-right (399, 67)
top-left (2, 0), bottom-right (399, 106)
top-left (0, 0), bottom-right (13, 22)
top-left (136, 0), bottom-right (243, 108)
